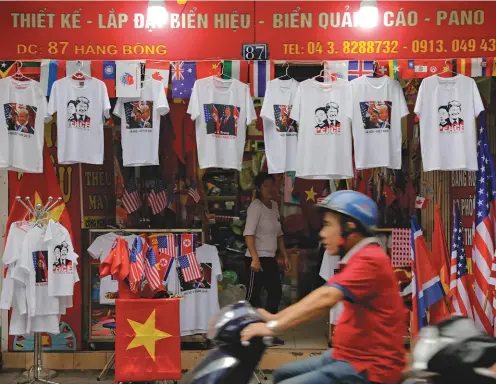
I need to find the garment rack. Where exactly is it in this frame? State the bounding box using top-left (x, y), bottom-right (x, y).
top-left (15, 196), bottom-right (63, 384)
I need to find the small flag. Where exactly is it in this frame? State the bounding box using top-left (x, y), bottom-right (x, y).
top-left (116, 61), bottom-right (141, 97)
top-left (147, 180), bottom-right (167, 215)
top-left (171, 61), bottom-right (196, 98)
top-left (188, 181), bottom-right (201, 203)
top-left (178, 252), bottom-right (202, 282)
top-left (145, 61), bottom-right (170, 90)
top-left (129, 237), bottom-right (145, 293)
top-left (91, 61), bottom-right (116, 98)
top-left (157, 235), bottom-right (176, 282)
top-left (415, 196), bottom-right (429, 209)
top-left (144, 244), bottom-right (162, 292)
top-left (325, 61), bottom-right (349, 81)
top-left (387, 59), bottom-right (400, 80)
top-left (450, 202), bottom-right (474, 318)
top-left (177, 233), bottom-right (196, 256)
top-left (40, 60), bottom-right (65, 97)
top-left (0, 61), bottom-right (17, 78)
top-left (373, 60), bottom-right (390, 78)
top-left (410, 216), bottom-right (446, 337)
top-left (19, 61), bottom-right (41, 81)
top-left (383, 182), bottom-right (396, 207)
top-left (223, 60), bottom-right (249, 83)
top-left (250, 60), bottom-right (274, 97)
top-left (122, 178), bottom-right (141, 214)
top-left (66, 61), bottom-right (91, 77)
top-left (348, 60), bottom-right (374, 81)
top-left (196, 61), bottom-right (222, 79)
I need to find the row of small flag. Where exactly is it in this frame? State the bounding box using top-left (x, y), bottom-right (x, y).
top-left (122, 178), bottom-right (201, 216)
top-left (2, 57), bottom-right (495, 100)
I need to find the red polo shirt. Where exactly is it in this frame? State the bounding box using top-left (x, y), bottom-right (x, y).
top-left (327, 239), bottom-right (406, 384)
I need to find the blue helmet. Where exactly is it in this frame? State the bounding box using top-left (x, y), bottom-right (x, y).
top-left (316, 190), bottom-right (378, 232)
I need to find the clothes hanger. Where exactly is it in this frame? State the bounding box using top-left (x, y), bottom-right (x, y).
top-left (276, 62), bottom-right (292, 80)
top-left (373, 61), bottom-right (385, 78)
top-left (71, 60), bottom-right (91, 80)
top-left (313, 61), bottom-right (344, 84)
top-left (12, 61), bottom-right (31, 82)
top-left (433, 59), bottom-right (459, 78)
top-left (217, 61), bottom-right (231, 80)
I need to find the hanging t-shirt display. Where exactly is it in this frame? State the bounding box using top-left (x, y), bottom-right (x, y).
top-left (46, 77), bottom-right (111, 165)
top-left (291, 79), bottom-right (353, 179)
top-left (0, 77), bottom-right (47, 173)
top-left (44, 220), bottom-right (79, 297)
top-left (414, 75), bottom-right (484, 171)
top-left (187, 77), bottom-right (256, 170)
top-left (261, 78), bottom-right (299, 174)
top-left (113, 79), bottom-right (170, 167)
top-left (167, 244), bottom-right (222, 336)
top-left (350, 76), bottom-right (409, 170)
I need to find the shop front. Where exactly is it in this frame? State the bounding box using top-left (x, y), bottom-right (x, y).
top-left (1, 0), bottom-right (496, 380)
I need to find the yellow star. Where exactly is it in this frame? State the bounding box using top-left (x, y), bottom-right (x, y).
top-left (126, 310), bottom-right (171, 361)
top-left (305, 186), bottom-right (317, 202)
top-left (32, 191), bottom-right (66, 223)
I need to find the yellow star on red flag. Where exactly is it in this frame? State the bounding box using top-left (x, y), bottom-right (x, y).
top-left (127, 310), bottom-right (172, 361)
top-left (305, 186), bottom-right (317, 202)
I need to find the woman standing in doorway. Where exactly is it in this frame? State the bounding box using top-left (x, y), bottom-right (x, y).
top-left (244, 173), bottom-right (291, 345)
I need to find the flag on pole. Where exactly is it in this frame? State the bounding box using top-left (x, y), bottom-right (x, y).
top-left (177, 233), bottom-right (196, 256)
top-left (123, 178), bottom-right (141, 214)
top-left (223, 60), bottom-right (249, 83)
top-left (410, 216), bottom-right (446, 337)
top-left (91, 61), bottom-right (116, 98)
top-left (129, 237), bottom-right (145, 293)
top-left (144, 243), bottom-right (162, 292)
top-left (250, 60), bottom-right (274, 97)
top-left (177, 252), bottom-right (202, 282)
top-left (415, 196), bottom-right (429, 209)
top-left (156, 235), bottom-right (176, 282)
top-left (40, 60), bottom-right (65, 97)
top-left (450, 201), bottom-right (474, 317)
top-left (430, 204), bottom-right (452, 323)
top-left (147, 180), bottom-right (167, 215)
top-left (145, 61), bottom-right (170, 90)
top-left (188, 181), bottom-right (201, 203)
top-left (471, 111), bottom-right (496, 334)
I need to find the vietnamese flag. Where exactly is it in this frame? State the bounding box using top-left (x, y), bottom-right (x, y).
top-left (115, 299), bottom-right (181, 382)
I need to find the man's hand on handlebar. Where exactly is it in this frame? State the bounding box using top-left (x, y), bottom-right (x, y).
top-left (241, 322), bottom-right (275, 342)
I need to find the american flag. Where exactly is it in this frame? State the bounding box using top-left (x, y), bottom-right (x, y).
top-left (129, 237), bottom-right (145, 293)
top-left (122, 178), bottom-right (141, 214)
top-left (348, 60), bottom-right (374, 81)
top-left (123, 102), bottom-right (136, 128)
top-left (188, 181), bottom-right (201, 203)
top-left (450, 201), bottom-right (474, 317)
top-left (158, 234), bottom-right (176, 257)
top-left (3, 103), bottom-right (12, 122)
top-left (171, 61), bottom-right (196, 98)
top-left (178, 252), bottom-right (202, 282)
top-left (147, 180), bottom-right (167, 215)
top-left (359, 102), bottom-right (371, 123)
top-left (472, 113), bottom-right (496, 333)
top-left (144, 244), bottom-right (162, 291)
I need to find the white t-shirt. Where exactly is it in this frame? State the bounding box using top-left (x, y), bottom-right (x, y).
top-left (167, 244), bottom-right (222, 336)
top-left (44, 220), bottom-right (79, 297)
top-left (319, 252), bottom-right (343, 325)
top-left (187, 77), bottom-right (256, 170)
top-left (414, 75), bottom-right (484, 171)
top-left (291, 79), bottom-right (353, 179)
top-left (0, 78), bottom-right (46, 173)
top-left (87, 232), bottom-right (137, 305)
top-left (113, 79), bottom-right (170, 167)
top-left (261, 79), bottom-right (299, 174)
top-left (46, 77), bottom-right (111, 165)
top-left (350, 76), bottom-right (409, 170)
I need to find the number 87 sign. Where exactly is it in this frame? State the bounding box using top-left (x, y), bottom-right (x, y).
top-left (242, 44), bottom-right (269, 60)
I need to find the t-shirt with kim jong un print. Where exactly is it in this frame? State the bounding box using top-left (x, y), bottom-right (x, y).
top-left (46, 77), bottom-right (111, 165)
top-left (187, 77), bottom-right (256, 170)
top-left (113, 79), bottom-right (170, 167)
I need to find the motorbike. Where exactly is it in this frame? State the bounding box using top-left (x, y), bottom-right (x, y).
top-left (405, 316), bottom-right (496, 384)
top-left (179, 301), bottom-right (271, 384)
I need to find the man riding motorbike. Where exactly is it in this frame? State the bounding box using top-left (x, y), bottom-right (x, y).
top-left (241, 190), bottom-right (406, 384)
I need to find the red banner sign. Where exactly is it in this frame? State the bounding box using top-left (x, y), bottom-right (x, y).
top-left (1, 1), bottom-right (496, 60)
